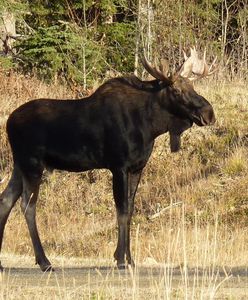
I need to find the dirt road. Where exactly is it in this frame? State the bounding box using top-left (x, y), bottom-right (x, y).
top-left (0, 255), bottom-right (247, 299)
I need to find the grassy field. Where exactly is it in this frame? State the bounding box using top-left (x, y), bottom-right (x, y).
top-left (0, 71), bottom-right (247, 299)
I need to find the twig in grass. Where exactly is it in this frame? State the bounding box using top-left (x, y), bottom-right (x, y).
top-left (210, 274), bottom-right (233, 299)
top-left (0, 176), bottom-right (7, 184)
top-left (148, 201), bottom-right (183, 220)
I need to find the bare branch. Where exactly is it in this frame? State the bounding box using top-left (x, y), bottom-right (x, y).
top-left (148, 201), bottom-right (183, 220)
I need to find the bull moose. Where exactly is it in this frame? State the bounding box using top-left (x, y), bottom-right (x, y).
top-left (0, 48), bottom-right (216, 271)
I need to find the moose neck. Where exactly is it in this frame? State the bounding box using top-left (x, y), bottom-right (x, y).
top-left (149, 88), bottom-right (175, 139)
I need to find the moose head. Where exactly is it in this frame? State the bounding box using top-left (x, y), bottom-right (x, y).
top-left (140, 47), bottom-right (217, 151)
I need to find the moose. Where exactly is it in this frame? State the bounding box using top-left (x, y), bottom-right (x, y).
top-left (0, 48), bottom-right (216, 271)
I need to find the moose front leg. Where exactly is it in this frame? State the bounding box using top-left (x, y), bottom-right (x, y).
top-left (112, 169), bottom-right (142, 269)
top-left (125, 170), bottom-right (142, 266)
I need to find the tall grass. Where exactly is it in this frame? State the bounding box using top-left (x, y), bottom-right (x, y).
top-left (0, 206), bottom-right (247, 299)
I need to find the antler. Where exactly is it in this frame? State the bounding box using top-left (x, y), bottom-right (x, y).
top-left (140, 55), bottom-right (171, 84)
top-left (180, 47), bottom-right (218, 80)
top-left (180, 47), bottom-right (196, 77)
top-left (140, 48), bottom-right (217, 83)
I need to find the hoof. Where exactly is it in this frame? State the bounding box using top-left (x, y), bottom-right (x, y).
top-left (127, 258), bottom-right (135, 269)
top-left (116, 261), bottom-right (135, 270)
top-left (117, 263), bottom-right (127, 270)
top-left (40, 264), bottom-right (54, 272)
top-left (36, 257), bottom-right (54, 272)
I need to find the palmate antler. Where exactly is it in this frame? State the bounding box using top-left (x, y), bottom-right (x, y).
top-left (140, 47), bottom-right (217, 83)
top-left (181, 47), bottom-right (218, 79)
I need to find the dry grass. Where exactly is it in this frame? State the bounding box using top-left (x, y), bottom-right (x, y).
top-left (0, 71), bottom-right (248, 298)
top-left (0, 214), bottom-right (247, 299)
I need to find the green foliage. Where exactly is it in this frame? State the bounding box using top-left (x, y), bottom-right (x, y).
top-left (15, 24), bottom-right (105, 85)
top-left (1, 0), bottom-right (247, 83)
top-left (0, 0), bottom-right (28, 13)
top-left (26, 1), bottom-right (66, 27)
top-left (25, 0), bottom-right (130, 28)
top-left (99, 22), bottom-right (136, 73)
top-left (0, 56), bottom-right (15, 70)
top-left (4, 0), bottom-right (136, 85)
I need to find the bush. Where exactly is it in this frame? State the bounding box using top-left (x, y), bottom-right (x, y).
top-left (14, 21), bottom-right (136, 85)
top-left (15, 23), bottom-right (106, 85)
top-left (98, 22), bottom-right (136, 73)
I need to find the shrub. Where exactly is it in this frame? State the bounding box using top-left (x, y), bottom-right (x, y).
top-left (98, 22), bottom-right (136, 73)
top-left (15, 23), bottom-right (106, 85)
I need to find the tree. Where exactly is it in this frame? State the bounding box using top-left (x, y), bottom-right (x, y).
top-left (14, 0), bottom-right (136, 86)
top-left (0, 0), bottom-right (247, 83)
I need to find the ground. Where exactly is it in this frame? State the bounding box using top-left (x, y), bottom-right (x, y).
top-left (0, 254), bottom-right (247, 299)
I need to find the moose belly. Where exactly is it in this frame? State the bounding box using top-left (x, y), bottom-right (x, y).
top-left (43, 148), bottom-right (105, 172)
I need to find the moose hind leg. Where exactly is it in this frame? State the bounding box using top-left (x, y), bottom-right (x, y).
top-left (0, 166), bottom-right (23, 270)
top-left (21, 175), bottom-right (52, 272)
